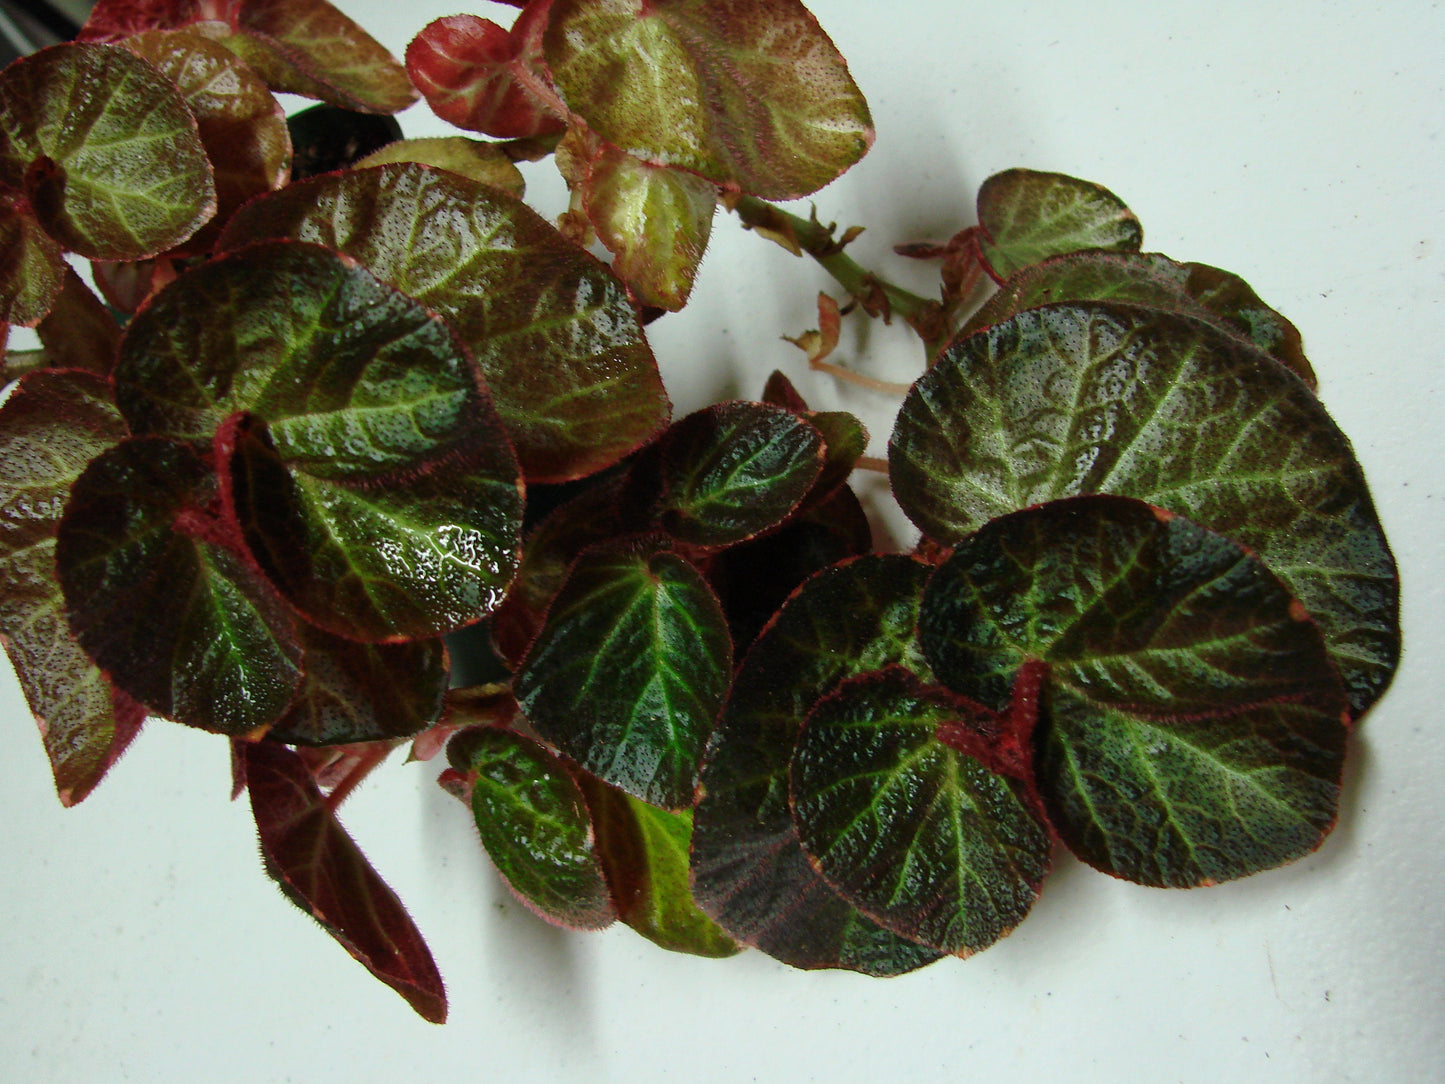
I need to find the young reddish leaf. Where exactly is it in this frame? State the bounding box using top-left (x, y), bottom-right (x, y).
top-left (920, 495), bottom-right (1351, 887)
top-left (974, 169), bottom-right (1142, 281)
top-left (691, 555), bottom-right (943, 975)
top-left (120, 30), bottom-right (291, 253)
top-left (443, 725), bottom-right (616, 930)
top-left (889, 302), bottom-right (1397, 718)
top-left (543, 0), bottom-right (873, 199)
top-left (791, 668), bottom-right (1050, 955)
top-left (579, 775), bottom-right (741, 957)
top-left (514, 536), bottom-right (731, 809)
top-left (355, 137), bottom-right (526, 197)
top-left (0, 43), bottom-right (216, 260)
top-left (36, 268), bottom-right (121, 374)
top-left (243, 739), bottom-right (446, 1023)
top-left (0, 370), bottom-right (142, 805)
top-left (55, 435), bottom-right (305, 735)
top-left (406, 7), bottom-right (567, 139)
top-left (267, 624), bottom-right (448, 747)
top-left (218, 164), bottom-right (669, 483)
top-left (650, 401), bottom-right (825, 548)
top-left (963, 250), bottom-right (1315, 388)
top-left (0, 187), bottom-right (66, 326)
top-left (82, 0), bottom-right (418, 115)
top-left (90, 257), bottom-right (180, 315)
top-left (113, 242), bottom-right (523, 642)
top-left (562, 129), bottom-right (719, 310)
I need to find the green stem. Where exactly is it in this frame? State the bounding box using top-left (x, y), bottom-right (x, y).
top-left (731, 195), bottom-right (949, 358)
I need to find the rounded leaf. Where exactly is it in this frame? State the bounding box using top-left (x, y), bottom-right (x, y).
top-left (0, 43), bottom-right (215, 260)
top-left (0, 187), bottom-right (66, 326)
top-left (975, 168), bottom-right (1141, 280)
top-left (889, 302), bottom-right (1397, 718)
top-left (544, 0), bottom-right (873, 199)
top-left (919, 495), bottom-right (1351, 887)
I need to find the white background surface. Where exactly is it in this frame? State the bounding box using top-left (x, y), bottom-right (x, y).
top-left (2, 2), bottom-right (1442, 1081)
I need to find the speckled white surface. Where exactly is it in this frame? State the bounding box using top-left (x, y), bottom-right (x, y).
top-left (1, 2), bottom-right (1441, 1081)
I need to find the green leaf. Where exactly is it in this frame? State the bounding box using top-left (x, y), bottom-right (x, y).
top-left (544, 0), bottom-right (874, 200)
top-left (443, 726), bottom-right (616, 930)
top-left (36, 267), bottom-right (120, 374)
top-left (267, 624), bottom-right (448, 747)
top-left (120, 30), bottom-right (291, 254)
top-left (244, 739), bottom-right (446, 1023)
top-left (963, 250), bottom-right (1314, 388)
top-left (652, 401), bottom-right (825, 548)
top-left (217, 164), bottom-right (669, 483)
top-left (691, 554), bottom-right (944, 975)
top-left (889, 302), bottom-right (1397, 718)
top-left (55, 436), bottom-right (304, 735)
top-left (355, 136), bottom-right (526, 197)
top-left (580, 775), bottom-right (741, 957)
top-left (514, 537), bottom-right (732, 809)
top-left (566, 129), bottom-right (718, 310)
top-left (0, 370), bottom-right (142, 804)
top-left (0, 187), bottom-right (65, 326)
top-left (113, 241), bottom-right (523, 642)
top-left (0, 43), bottom-right (215, 260)
top-left (974, 169), bottom-right (1142, 280)
top-left (791, 668), bottom-right (1050, 954)
top-left (919, 495), bottom-right (1351, 887)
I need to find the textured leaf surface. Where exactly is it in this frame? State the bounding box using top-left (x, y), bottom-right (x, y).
top-left (56, 436), bottom-right (304, 734)
top-left (964, 250), bottom-right (1314, 387)
top-left (0, 43), bottom-right (215, 260)
top-left (919, 495), bottom-right (1350, 886)
top-left (268, 624), bottom-right (448, 747)
top-left (444, 726), bottom-right (616, 930)
top-left (544, 0), bottom-right (873, 199)
top-left (515, 537), bottom-right (731, 809)
top-left (691, 555), bottom-right (943, 974)
top-left (218, 164), bottom-right (668, 482)
top-left (245, 739), bottom-right (446, 1023)
top-left (570, 132), bottom-right (718, 310)
top-left (581, 776), bottom-right (740, 956)
top-left (82, 0), bottom-right (418, 114)
top-left (114, 242), bottom-right (523, 642)
top-left (791, 668), bottom-right (1049, 954)
top-left (406, 9), bottom-right (566, 138)
top-left (121, 30), bottom-right (290, 253)
top-left (0, 371), bottom-right (141, 804)
top-left (355, 136), bottom-right (526, 196)
top-left (653, 402), bottom-right (824, 547)
top-left (0, 187), bottom-right (65, 326)
top-left (889, 302), bottom-right (1397, 717)
top-left (974, 169), bottom-right (1141, 280)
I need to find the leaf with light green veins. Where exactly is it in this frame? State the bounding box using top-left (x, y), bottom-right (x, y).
top-left (791, 668), bottom-right (1050, 955)
top-left (888, 301), bottom-right (1397, 719)
top-left (0, 187), bottom-right (66, 326)
top-left (514, 536), bottom-right (732, 810)
top-left (441, 726), bottom-right (617, 931)
top-left (544, 0), bottom-right (874, 200)
top-left (0, 43), bottom-right (215, 260)
top-left (563, 129), bottom-right (718, 310)
top-left (962, 250), bottom-right (1315, 388)
top-left (579, 775), bottom-right (740, 957)
top-left (355, 137), bottom-right (526, 197)
top-left (56, 436), bottom-right (304, 735)
top-left (973, 169), bottom-right (1142, 281)
top-left (112, 242), bottom-right (523, 643)
top-left (919, 495), bottom-right (1351, 887)
top-left (0, 370), bottom-right (143, 804)
top-left (217, 164), bottom-right (669, 483)
top-left (652, 402), bottom-right (825, 548)
top-left (691, 554), bottom-right (944, 975)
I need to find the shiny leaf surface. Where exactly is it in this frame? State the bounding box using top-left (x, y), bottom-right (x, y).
top-left (355, 137), bottom-right (526, 196)
top-left (889, 302), bottom-right (1397, 717)
top-left (974, 168), bottom-right (1141, 280)
top-left (514, 537), bottom-right (731, 809)
top-left (218, 164), bottom-right (668, 482)
top-left (0, 187), bottom-right (65, 326)
top-left (544, 0), bottom-right (873, 199)
top-left (919, 495), bottom-right (1350, 886)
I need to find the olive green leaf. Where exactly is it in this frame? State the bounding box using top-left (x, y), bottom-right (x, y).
top-left (974, 168), bottom-right (1141, 280)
